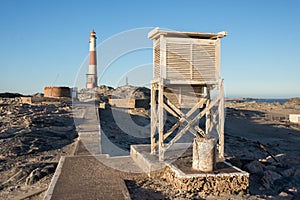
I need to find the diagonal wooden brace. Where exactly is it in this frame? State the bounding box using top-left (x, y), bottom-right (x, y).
top-left (164, 95), bottom-right (221, 151)
top-left (163, 98), bottom-right (207, 140)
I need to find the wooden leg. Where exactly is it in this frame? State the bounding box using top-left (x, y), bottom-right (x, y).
top-left (219, 80), bottom-right (225, 158)
top-left (150, 83), bottom-right (157, 154)
top-left (206, 88), bottom-right (211, 135)
top-left (158, 84), bottom-right (164, 161)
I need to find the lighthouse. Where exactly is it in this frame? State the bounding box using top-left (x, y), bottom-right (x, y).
top-left (86, 29), bottom-right (98, 89)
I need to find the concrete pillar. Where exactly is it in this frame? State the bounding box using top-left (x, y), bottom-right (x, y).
top-left (192, 137), bottom-right (216, 172)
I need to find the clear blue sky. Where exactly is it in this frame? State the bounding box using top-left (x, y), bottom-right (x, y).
top-left (0, 0), bottom-right (299, 98)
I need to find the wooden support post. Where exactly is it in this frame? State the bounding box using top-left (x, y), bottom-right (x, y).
top-left (218, 80), bottom-right (225, 158)
top-left (206, 88), bottom-right (211, 134)
top-left (205, 87), bottom-right (211, 134)
top-left (158, 83), bottom-right (164, 161)
top-left (150, 83), bottom-right (157, 154)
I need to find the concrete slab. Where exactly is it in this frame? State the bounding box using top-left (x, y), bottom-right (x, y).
top-left (98, 155), bottom-right (144, 174)
top-left (44, 156), bottom-right (132, 200)
top-left (167, 160), bottom-right (249, 178)
top-left (130, 144), bottom-right (165, 176)
top-left (76, 137), bottom-right (101, 155)
top-left (130, 143), bottom-right (192, 176)
top-left (74, 102), bottom-right (102, 155)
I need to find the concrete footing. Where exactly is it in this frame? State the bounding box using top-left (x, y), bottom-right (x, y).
top-left (164, 162), bottom-right (249, 196)
top-left (130, 143), bottom-right (249, 195)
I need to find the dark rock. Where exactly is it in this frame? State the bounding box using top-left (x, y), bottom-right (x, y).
top-left (294, 167), bottom-right (300, 177)
top-left (245, 160), bottom-right (265, 173)
top-left (273, 176), bottom-right (300, 193)
top-left (0, 93), bottom-right (26, 98)
top-left (280, 168), bottom-right (295, 177)
top-left (226, 157), bottom-right (242, 169)
top-left (261, 170), bottom-right (282, 189)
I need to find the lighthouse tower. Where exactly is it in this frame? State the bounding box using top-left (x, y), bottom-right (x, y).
top-left (86, 29), bottom-right (98, 89)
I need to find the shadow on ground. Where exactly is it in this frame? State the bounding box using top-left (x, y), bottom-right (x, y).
top-left (99, 107), bottom-right (151, 152)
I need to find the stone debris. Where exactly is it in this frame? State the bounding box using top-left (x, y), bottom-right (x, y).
top-left (278, 191), bottom-right (289, 197)
top-left (25, 164), bottom-right (57, 185)
top-left (0, 96), bottom-right (76, 199)
top-left (78, 85), bottom-right (150, 102)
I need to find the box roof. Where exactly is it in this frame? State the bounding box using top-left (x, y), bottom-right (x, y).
top-left (148, 27), bottom-right (227, 40)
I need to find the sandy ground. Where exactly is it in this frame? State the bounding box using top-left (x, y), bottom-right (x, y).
top-left (223, 99), bottom-right (300, 199)
top-left (1, 93), bottom-right (300, 199)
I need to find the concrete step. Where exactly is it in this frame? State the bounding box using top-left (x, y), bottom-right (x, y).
top-left (75, 139), bottom-right (101, 156)
top-left (130, 144), bottom-right (165, 177)
top-left (130, 143), bottom-right (193, 177)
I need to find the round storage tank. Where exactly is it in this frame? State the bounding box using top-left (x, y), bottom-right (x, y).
top-left (44, 86), bottom-right (71, 98)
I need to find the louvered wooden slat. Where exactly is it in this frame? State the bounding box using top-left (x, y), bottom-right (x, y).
top-left (192, 43), bottom-right (216, 81)
top-left (162, 40), bottom-right (218, 82)
top-left (166, 43), bottom-right (191, 80)
top-left (154, 40), bottom-right (160, 79)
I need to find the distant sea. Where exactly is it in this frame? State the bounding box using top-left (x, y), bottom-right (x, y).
top-left (226, 98), bottom-right (288, 103)
top-left (250, 99), bottom-right (288, 103)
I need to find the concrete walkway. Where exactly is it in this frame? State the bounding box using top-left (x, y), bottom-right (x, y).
top-left (44, 102), bottom-right (142, 200)
top-left (45, 156), bottom-right (131, 200)
top-left (76, 102), bottom-right (101, 155)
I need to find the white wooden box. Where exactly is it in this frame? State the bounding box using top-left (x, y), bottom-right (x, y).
top-left (149, 28), bottom-right (227, 85)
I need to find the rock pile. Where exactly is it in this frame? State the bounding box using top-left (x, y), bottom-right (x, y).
top-left (78, 85), bottom-right (150, 102)
top-left (225, 135), bottom-right (300, 199)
